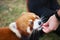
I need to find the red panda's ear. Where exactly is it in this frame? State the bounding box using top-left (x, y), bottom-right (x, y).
top-left (20, 12), bottom-right (30, 16)
top-left (20, 12), bottom-right (26, 16)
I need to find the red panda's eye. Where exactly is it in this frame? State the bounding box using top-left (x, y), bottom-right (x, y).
top-left (28, 20), bottom-right (33, 25)
top-left (30, 21), bottom-right (33, 25)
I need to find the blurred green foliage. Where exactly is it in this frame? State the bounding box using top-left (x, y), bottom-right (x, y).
top-left (0, 0), bottom-right (26, 27)
top-left (0, 0), bottom-right (60, 40)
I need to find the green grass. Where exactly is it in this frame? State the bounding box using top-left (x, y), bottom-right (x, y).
top-left (0, 0), bottom-right (26, 27)
top-left (0, 0), bottom-right (60, 40)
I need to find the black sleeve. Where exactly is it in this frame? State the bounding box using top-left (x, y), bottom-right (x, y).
top-left (50, 0), bottom-right (60, 10)
top-left (27, 0), bottom-right (59, 22)
top-left (37, 7), bottom-right (55, 22)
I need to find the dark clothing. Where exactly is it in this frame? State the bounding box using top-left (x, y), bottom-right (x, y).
top-left (27, 0), bottom-right (60, 36)
top-left (27, 0), bottom-right (60, 17)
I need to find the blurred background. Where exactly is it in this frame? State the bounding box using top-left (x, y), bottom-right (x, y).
top-left (0, 0), bottom-right (60, 40)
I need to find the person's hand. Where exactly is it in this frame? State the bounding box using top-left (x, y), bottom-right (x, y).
top-left (42, 15), bottom-right (60, 33)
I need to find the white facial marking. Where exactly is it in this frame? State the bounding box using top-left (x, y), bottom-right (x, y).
top-left (27, 27), bottom-right (32, 34)
top-left (33, 19), bottom-right (41, 30)
top-left (9, 22), bottom-right (21, 38)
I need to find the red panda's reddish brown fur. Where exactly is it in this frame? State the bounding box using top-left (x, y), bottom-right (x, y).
top-left (0, 12), bottom-right (39, 40)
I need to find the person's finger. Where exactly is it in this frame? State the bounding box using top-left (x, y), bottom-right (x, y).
top-left (42, 26), bottom-right (51, 33)
top-left (42, 28), bottom-right (50, 33)
top-left (42, 26), bottom-right (49, 33)
top-left (43, 21), bottom-right (49, 26)
top-left (42, 26), bottom-right (48, 30)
